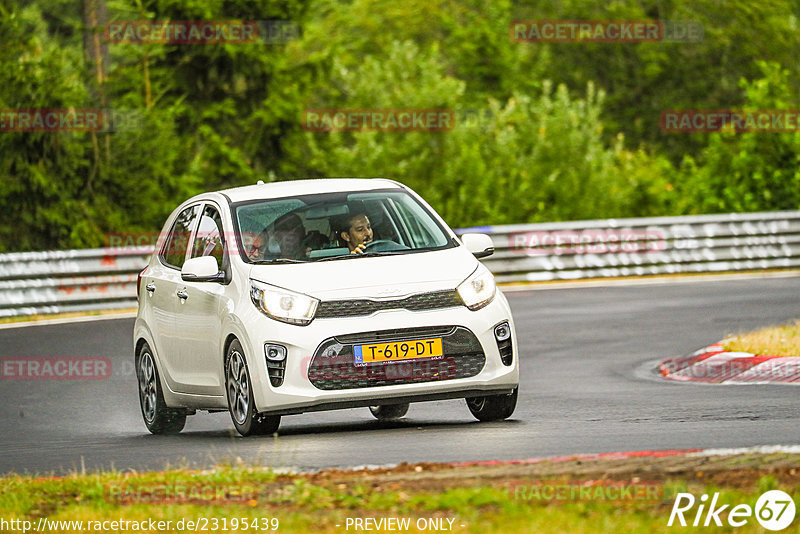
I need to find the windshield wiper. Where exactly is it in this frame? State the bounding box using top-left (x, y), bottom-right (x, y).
top-left (312, 254), bottom-right (359, 262)
top-left (309, 247), bottom-right (439, 262)
top-left (358, 250), bottom-right (409, 257)
top-left (314, 250), bottom-right (416, 261)
top-left (252, 258), bottom-right (306, 264)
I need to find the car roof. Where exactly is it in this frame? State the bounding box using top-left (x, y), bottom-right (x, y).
top-left (208, 178), bottom-right (404, 204)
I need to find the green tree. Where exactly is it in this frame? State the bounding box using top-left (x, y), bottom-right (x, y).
top-left (0, 3), bottom-right (93, 251)
top-left (679, 62), bottom-right (800, 213)
top-left (288, 39), bottom-right (674, 227)
top-left (511, 0), bottom-right (800, 161)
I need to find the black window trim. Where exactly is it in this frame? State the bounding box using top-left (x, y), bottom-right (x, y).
top-left (189, 201), bottom-right (227, 260)
top-left (190, 200), bottom-right (233, 285)
top-left (158, 203), bottom-right (203, 271)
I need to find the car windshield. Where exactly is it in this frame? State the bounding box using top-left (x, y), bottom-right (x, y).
top-left (234, 189), bottom-right (455, 263)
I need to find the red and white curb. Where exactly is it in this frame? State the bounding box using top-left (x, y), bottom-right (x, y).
top-left (659, 343), bottom-right (800, 384)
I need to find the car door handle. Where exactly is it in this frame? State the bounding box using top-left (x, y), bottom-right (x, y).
top-left (176, 288), bottom-right (189, 300)
top-left (145, 283), bottom-right (156, 294)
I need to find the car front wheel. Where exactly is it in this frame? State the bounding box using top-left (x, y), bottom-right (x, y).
top-left (226, 340), bottom-right (281, 436)
top-left (466, 388), bottom-right (518, 421)
top-left (137, 343), bottom-right (186, 434)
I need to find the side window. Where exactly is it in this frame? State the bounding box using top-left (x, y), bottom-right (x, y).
top-left (191, 205), bottom-right (225, 267)
top-left (160, 205), bottom-right (201, 269)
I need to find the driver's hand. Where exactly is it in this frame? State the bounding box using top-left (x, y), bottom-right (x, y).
top-left (351, 242), bottom-right (368, 254)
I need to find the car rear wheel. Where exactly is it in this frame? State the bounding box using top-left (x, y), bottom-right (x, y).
top-left (369, 403), bottom-right (409, 421)
top-left (137, 343), bottom-right (186, 434)
top-left (226, 340), bottom-right (281, 436)
top-left (466, 388), bottom-right (517, 421)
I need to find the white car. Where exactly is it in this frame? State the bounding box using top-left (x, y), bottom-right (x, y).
top-left (134, 179), bottom-right (519, 435)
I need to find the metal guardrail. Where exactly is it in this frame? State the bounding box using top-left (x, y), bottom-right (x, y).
top-left (1, 211), bottom-right (798, 317)
top-left (457, 211), bottom-right (800, 283)
top-left (0, 249), bottom-right (149, 317)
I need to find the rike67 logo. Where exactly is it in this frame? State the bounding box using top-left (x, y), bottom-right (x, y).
top-left (668, 490), bottom-right (796, 530)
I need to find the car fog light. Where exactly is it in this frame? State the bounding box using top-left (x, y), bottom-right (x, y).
top-left (494, 323), bottom-right (511, 342)
top-left (494, 321), bottom-right (513, 366)
top-left (265, 344), bottom-right (287, 362)
top-left (264, 344), bottom-right (287, 387)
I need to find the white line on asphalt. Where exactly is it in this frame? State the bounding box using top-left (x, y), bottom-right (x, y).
top-left (0, 311), bottom-right (137, 330)
top-left (499, 270), bottom-right (800, 292)
top-left (689, 445), bottom-right (800, 456)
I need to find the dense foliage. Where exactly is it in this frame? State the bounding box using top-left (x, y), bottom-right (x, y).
top-left (1, 0), bottom-right (798, 251)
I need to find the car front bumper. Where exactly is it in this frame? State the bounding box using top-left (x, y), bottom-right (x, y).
top-left (241, 294), bottom-right (519, 415)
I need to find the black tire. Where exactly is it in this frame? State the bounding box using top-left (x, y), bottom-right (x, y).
top-left (369, 403), bottom-right (409, 421)
top-left (466, 388), bottom-right (518, 422)
top-left (225, 339), bottom-right (281, 436)
top-left (136, 343), bottom-right (186, 434)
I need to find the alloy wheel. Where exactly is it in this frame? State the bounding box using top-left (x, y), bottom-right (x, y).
top-left (138, 351), bottom-right (157, 423)
top-left (227, 350), bottom-right (250, 425)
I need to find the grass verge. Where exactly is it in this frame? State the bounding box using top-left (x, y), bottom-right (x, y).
top-left (723, 320), bottom-right (800, 357)
top-left (1, 452), bottom-right (799, 533)
top-left (0, 308), bottom-right (137, 325)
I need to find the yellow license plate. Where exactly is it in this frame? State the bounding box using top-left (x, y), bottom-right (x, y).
top-left (354, 338), bottom-right (443, 364)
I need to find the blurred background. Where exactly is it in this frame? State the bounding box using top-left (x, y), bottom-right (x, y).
top-left (1, 0), bottom-right (798, 252)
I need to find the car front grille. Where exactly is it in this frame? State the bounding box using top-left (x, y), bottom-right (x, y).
top-left (315, 290), bottom-right (462, 319)
top-left (307, 325), bottom-right (485, 390)
top-left (334, 325), bottom-right (456, 345)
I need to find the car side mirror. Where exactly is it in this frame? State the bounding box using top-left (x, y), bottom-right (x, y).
top-left (461, 233), bottom-right (494, 259)
top-left (181, 256), bottom-right (224, 282)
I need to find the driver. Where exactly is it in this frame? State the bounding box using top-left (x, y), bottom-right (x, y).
top-left (338, 212), bottom-right (373, 254)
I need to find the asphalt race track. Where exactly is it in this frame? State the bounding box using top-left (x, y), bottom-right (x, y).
top-left (1, 276), bottom-right (798, 475)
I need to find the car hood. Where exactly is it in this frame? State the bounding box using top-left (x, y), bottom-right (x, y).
top-left (247, 247), bottom-right (477, 300)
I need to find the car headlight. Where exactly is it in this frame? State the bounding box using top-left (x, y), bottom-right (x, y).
top-left (457, 263), bottom-right (497, 311)
top-left (250, 280), bottom-right (319, 326)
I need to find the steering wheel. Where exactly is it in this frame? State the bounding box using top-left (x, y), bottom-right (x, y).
top-left (362, 239), bottom-right (408, 252)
